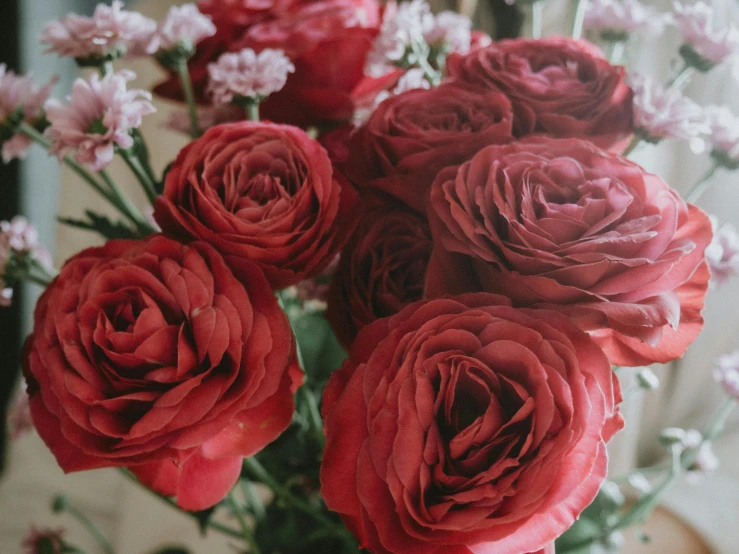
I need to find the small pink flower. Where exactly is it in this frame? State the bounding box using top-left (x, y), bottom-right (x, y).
top-left (673, 2), bottom-right (739, 67)
top-left (365, 0), bottom-right (435, 77)
top-left (0, 217), bottom-right (52, 308)
top-left (705, 105), bottom-right (739, 164)
top-left (152, 4), bottom-right (216, 53)
top-left (585, 0), bottom-right (672, 38)
top-left (706, 217), bottom-right (739, 286)
top-left (630, 74), bottom-right (709, 143)
top-left (424, 11), bottom-right (472, 54)
top-left (686, 441), bottom-right (719, 483)
top-left (714, 349), bottom-right (739, 400)
top-left (0, 65), bottom-right (58, 163)
top-left (45, 70), bottom-right (156, 171)
top-left (8, 388), bottom-right (33, 440)
top-left (207, 48), bottom-right (295, 105)
top-left (40, 1), bottom-right (157, 61)
top-left (22, 527), bottom-right (65, 554)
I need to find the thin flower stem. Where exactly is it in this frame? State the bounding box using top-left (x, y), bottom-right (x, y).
top-left (531, 1), bottom-right (544, 39)
top-left (227, 490), bottom-right (262, 554)
top-left (176, 59), bottom-right (202, 138)
top-left (558, 397), bottom-right (737, 554)
top-left (22, 273), bottom-right (53, 287)
top-left (241, 480), bottom-right (266, 521)
top-left (667, 63), bottom-right (695, 90)
top-left (686, 163), bottom-right (719, 203)
top-left (621, 135), bottom-right (642, 157)
top-left (246, 101), bottom-right (260, 122)
top-left (116, 469), bottom-right (244, 539)
top-left (63, 503), bottom-right (116, 554)
top-left (609, 40), bottom-right (626, 64)
top-left (18, 122), bottom-right (152, 232)
top-left (118, 149), bottom-right (159, 206)
top-left (100, 62), bottom-right (114, 77)
top-left (242, 457), bottom-right (344, 532)
top-left (571, 0), bottom-right (589, 40)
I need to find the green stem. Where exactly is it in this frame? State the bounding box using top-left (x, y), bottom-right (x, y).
top-left (685, 163), bottom-right (719, 203)
top-left (118, 149), bottom-right (158, 206)
top-left (22, 273), bottom-right (53, 287)
top-left (242, 457), bottom-right (343, 532)
top-left (297, 386), bottom-right (325, 447)
top-left (622, 135), bottom-right (642, 157)
top-left (227, 489), bottom-right (262, 554)
top-left (18, 122), bottom-right (152, 233)
top-left (667, 63), bottom-right (695, 90)
top-left (531, 1), bottom-right (544, 39)
top-left (246, 101), bottom-right (260, 122)
top-left (609, 40), bottom-right (626, 64)
top-left (571, 0), bottom-right (589, 40)
top-left (64, 504), bottom-right (116, 554)
top-left (175, 59), bottom-right (201, 138)
top-left (100, 61), bottom-right (113, 77)
top-left (117, 469), bottom-right (243, 539)
top-left (242, 480), bottom-right (266, 521)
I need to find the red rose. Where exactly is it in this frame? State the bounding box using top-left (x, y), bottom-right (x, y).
top-left (23, 236), bottom-right (295, 511)
top-left (326, 195), bottom-right (432, 347)
top-left (347, 81), bottom-right (528, 213)
top-left (426, 137), bottom-right (713, 367)
top-left (321, 294), bottom-right (623, 554)
top-left (236, 0), bottom-right (381, 125)
top-left (154, 121), bottom-right (358, 290)
top-left (447, 37), bottom-right (634, 148)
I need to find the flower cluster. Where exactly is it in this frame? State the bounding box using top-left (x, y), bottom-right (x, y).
top-left (0, 217), bottom-right (52, 307)
top-left (150, 3), bottom-right (216, 55)
top-left (45, 70), bottom-right (155, 171)
top-left (715, 350), bottom-right (739, 400)
top-left (707, 217), bottom-right (739, 287)
top-left (705, 106), bottom-right (739, 168)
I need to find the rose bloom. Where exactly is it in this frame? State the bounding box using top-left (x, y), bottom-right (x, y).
top-left (23, 236), bottom-right (296, 511)
top-left (447, 37), bottom-right (634, 149)
top-left (347, 81), bottom-right (528, 213)
top-left (425, 137), bottom-right (713, 367)
top-left (321, 294), bottom-right (622, 554)
top-left (154, 121), bottom-right (358, 290)
top-left (326, 195), bottom-right (432, 347)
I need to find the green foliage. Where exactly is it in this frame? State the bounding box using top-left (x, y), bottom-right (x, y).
top-left (292, 311), bottom-right (347, 390)
top-left (191, 505), bottom-right (218, 537)
top-left (58, 210), bottom-right (139, 239)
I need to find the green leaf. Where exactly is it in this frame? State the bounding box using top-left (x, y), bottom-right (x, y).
top-left (292, 312), bottom-right (346, 388)
top-left (146, 548), bottom-right (192, 554)
top-left (58, 210), bottom-right (138, 239)
top-left (555, 516), bottom-right (601, 553)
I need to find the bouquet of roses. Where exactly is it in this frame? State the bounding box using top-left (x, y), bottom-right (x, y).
top-left (3, 0), bottom-right (739, 553)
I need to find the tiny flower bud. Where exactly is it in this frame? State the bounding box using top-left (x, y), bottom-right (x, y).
top-left (636, 367), bottom-right (660, 390)
top-left (51, 494), bottom-right (69, 514)
top-left (659, 427), bottom-right (687, 449)
top-left (627, 473), bottom-right (653, 494)
top-left (599, 480), bottom-right (626, 508)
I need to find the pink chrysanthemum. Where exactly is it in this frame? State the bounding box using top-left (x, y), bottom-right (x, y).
top-left (0, 216), bottom-right (53, 308)
top-left (0, 65), bottom-right (57, 163)
top-left (706, 216), bottom-right (739, 287)
top-left (22, 527), bottom-right (65, 554)
top-left (714, 350), bottom-right (739, 400)
top-left (152, 3), bottom-right (216, 53)
top-left (40, 0), bottom-right (157, 61)
top-left (673, 2), bottom-right (739, 67)
top-left (630, 74), bottom-right (709, 143)
top-left (365, 0), bottom-right (435, 76)
top-left (585, 0), bottom-right (672, 38)
top-left (424, 11), bottom-right (472, 54)
top-left (207, 48), bottom-right (295, 105)
top-left (44, 70), bottom-right (156, 171)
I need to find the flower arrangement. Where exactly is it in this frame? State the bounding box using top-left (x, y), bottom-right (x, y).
top-left (2, 1), bottom-right (739, 553)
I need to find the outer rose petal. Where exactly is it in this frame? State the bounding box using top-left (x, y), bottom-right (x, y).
top-left (131, 451), bottom-right (243, 511)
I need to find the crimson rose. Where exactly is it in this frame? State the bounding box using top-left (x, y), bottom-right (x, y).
top-left (326, 195), bottom-right (432, 347)
top-left (447, 37), bottom-right (634, 148)
top-left (23, 236), bottom-right (295, 511)
top-left (347, 81), bottom-right (528, 213)
top-left (154, 121), bottom-right (358, 290)
top-left (321, 294), bottom-right (622, 554)
top-left (426, 137), bottom-right (713, 367)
